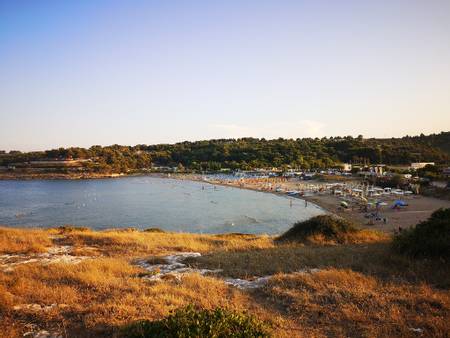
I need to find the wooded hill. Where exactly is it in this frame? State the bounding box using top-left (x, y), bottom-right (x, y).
top-left (1, 132), bottom-right (449, 172)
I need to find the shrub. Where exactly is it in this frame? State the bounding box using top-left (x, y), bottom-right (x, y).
top-left (392, 208), bottom-right (450, 258)
top-left (114, 227), bottom-right (139, 232)
top-left (121, 305), bottom-right (270, 338)
top-left (143, 227), bottom-right (165, 233)
top-left (57, 225), bottom-right (90, 232)
top-left (276, 215), bottom-right (358, 244)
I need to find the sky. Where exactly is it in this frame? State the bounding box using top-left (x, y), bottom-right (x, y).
top-left (1, 0), bottom-right (450, 151)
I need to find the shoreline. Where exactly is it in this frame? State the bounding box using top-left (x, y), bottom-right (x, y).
top-left (2, 172), bottom-right (449, 233)
top-left (0, 172), bottom-right (128, 180)
top-left (171, 173), bottom-right (450, 233)
top-left (0, 174), bottom-right (326, 236)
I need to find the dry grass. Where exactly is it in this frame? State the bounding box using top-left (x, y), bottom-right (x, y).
top-left (262, 269), bottom-right (450, 337)
top-left (0, 259), bottom-right (294, 337)
top-left (57, 229), bottom-right (274, 257)
top-left (0, 227), bottom-right (52, 254)
top-left (187, 242), bottom-right (450, 288)
top-left (0, 226), bottom-right (448, 337)
top-left (303, 229), bottom-right (389, 245)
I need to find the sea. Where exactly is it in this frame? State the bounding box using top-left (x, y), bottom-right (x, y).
top-left (0, 176), bottom-right (324, 234)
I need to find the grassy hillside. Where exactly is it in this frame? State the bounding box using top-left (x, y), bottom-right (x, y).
top-left (0, 224), bottom-right (448, 337)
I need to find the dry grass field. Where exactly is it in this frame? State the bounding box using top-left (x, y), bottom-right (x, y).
top-left (0, 225), bottom-right (448, 337)
top-left (0, 227), bottom-right (52, 254)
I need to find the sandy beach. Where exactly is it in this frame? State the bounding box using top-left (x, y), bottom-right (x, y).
top-left (180, 174), bottom-right (450, 233)
top-left (303, 193), bottom-right (450, 232)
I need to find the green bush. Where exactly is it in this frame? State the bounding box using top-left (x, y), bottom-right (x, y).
top-left (143, 227), bottom-right (165, 233)
top-left (57, 225), bottom-right (89, 232)
top-left (121, 305), bottom-right (270, 338)
top-left (276, 215), bottom-right (358, 243)
top-left (392, 208), bottom-right (450, 258)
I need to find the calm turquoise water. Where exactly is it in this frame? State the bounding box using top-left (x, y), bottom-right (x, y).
top-left (0, 176), bottom-right (324, 234)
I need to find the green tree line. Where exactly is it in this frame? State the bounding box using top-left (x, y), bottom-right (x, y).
top-left (1, 132), bottom-right (449, 173)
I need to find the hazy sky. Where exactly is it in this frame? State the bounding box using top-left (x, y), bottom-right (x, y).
top-left (1, 0), bottom-right (450, 151)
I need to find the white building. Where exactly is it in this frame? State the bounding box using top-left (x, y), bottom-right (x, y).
top-left (341, 163), bottom-right (352, 172)
top-left (410, 162), bottom-right (435, 170)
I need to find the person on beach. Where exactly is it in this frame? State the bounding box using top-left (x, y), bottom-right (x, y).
top-left (305, 200), bottom-right (308, 207)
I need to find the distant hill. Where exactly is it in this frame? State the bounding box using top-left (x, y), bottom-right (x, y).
top-left (1, 132), bottom-right (449, 172)
top-left (413, 132), bottom-right (450, 155)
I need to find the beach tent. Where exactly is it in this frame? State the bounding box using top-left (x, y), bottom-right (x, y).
top-left (393, 200), bottom-right (408, 208)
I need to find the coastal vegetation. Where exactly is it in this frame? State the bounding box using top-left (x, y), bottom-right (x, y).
top-left (123, 305), bottom-right (269, 338)
top-left (0, 227), bottom-right (51, 254)
top-left (54, 228), bottom-right (273, 257)
top-left (275, 215), bottom-right (386, 244)
top-left (1, 214), bottom-right (449, 337)
top-left (393, 208), bottom-right (450, 258)
top-left (1, 132), bottom-right (449, 173)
